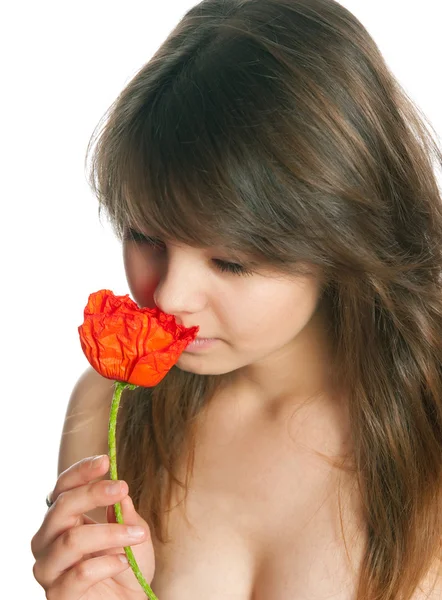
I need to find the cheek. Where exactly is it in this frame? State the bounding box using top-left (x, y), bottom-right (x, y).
top-left (231, 278), bottom-right (322, 341)
top-left (123, 245), bottom-right (159, 308)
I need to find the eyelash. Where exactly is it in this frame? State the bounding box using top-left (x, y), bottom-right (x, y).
top-left (124, 229), bottom-right (253, 276)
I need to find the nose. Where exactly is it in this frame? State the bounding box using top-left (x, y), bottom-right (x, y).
top-left (153, 252), bottom-right (207, 317)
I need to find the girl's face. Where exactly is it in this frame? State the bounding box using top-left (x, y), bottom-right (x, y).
top-left (123, 228), bottom-right (327, 378)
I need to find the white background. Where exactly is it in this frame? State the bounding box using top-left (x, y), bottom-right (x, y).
top-left (1, 0), bottom-right (440, 596)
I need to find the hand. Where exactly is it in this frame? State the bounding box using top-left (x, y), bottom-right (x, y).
top-left (31, 455), bottom-right (156, 599)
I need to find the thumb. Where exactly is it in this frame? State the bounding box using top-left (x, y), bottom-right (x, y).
top-left (107, 494), bottom-right (146, 527)
top-left (115, 494), bottom-right (156, 585)
top-left (119, 494), bottom-right (148, 527)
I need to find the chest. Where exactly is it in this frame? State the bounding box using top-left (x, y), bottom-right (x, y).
top-left (150, 402), bottom-right (367, 599)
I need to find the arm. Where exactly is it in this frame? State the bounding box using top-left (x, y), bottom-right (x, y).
top-left (57, 366), bottom-right (115, 523)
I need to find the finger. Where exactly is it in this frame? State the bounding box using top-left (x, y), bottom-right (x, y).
top-left (81, 516), bottom-right (107, 560)
top-left (52, 455), bottom-right (110, 503)
top-left (87, 495), bottom-right (149, 560)
top-left (93, 496), bottom-right (139, 557)
top-left (117, 494), bottom-right (146, 529)
top-left (40, 455), bottom-right (110, 526)
top-left (45, 554), bottom-right (130, 599)
top-left (31, 478), bottom-right (129, 559)
top-left (106, 495), bottom-right (146, 532)
top-left (83, 497), bottom-right (146, 560)
top-left (115, 495), bottom-right (156, 585)
top-left (34, 522), bottom-right (147, 588)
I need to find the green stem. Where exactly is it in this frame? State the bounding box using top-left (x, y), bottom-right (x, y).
top-left (109, 381), bottom-right (159, 599)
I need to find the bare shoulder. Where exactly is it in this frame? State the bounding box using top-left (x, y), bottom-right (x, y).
top-left (58, 366), bottom-right (115, 522)
top-left (413, 560), bottom-right (442, 599)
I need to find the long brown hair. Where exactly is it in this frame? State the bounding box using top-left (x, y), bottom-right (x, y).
top-left (86, 0), bottom-right (442, 597)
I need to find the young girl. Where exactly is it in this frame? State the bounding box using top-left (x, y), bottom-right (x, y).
top-left (31, 0), bottom-right (442, 598)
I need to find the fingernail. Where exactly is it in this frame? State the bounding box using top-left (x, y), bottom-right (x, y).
top-left (91, 455), bottom-right (105, 469)
top-left (106, 481), bottom-right (122, 494)
top-left (127, 526), bottom-right (145, 538)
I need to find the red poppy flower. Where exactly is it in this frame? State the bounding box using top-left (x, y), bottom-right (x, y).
top-left (76, 289), bottom-right (199, 598)
top-left (78, 289), bottom-right (199, 387)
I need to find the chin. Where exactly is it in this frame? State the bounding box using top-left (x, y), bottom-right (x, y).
top-left (175, 360), bottom-right (235, 376)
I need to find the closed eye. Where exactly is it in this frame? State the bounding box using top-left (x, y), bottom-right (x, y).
top-left (124, 229), bottom-right (165, 249)
top-left (124, 228), bottom-right (253, 276)
top-left (212, 259), bottom-right (251, 275)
